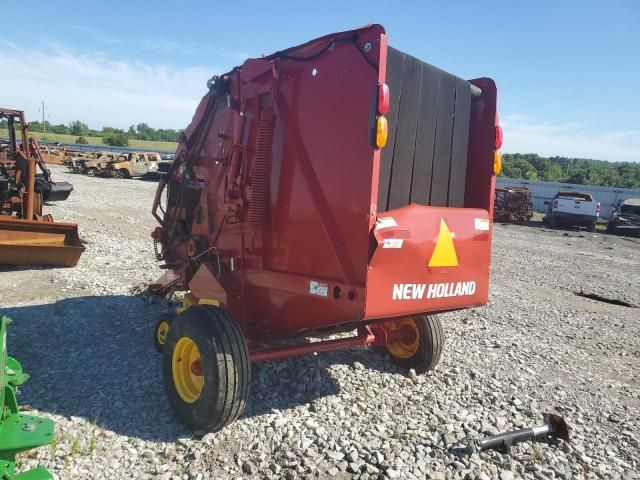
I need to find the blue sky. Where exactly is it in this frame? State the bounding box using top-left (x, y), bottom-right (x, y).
top-left (1, 0), bottom-right (638, 162)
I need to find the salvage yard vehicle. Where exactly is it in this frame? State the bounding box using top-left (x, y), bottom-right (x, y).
top-left (101, 152), bottom-right (160, 178)
top-left (606, 198), bottom-right (640, 236)
top-left (493, 187), bottom-right (533, 224)
top-left (39, 144), bottom-right (66, 164)
top-left (543, 191), bottom-right (600, 231)
top-left (150, 25), bottom-right (500, 431)
top-left (0, 108), bottom-right (84, 267)
top-left (0, 316), bottom-right (54, 480)
top-left (63, 151), bottom-right (93, 173)
top-left (80, 152), bottom-right (117, 176)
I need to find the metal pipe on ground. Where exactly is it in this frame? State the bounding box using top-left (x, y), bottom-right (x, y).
top-left (455, 413), bottom-right (570, 455)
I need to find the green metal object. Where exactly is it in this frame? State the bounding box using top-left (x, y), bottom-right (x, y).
top-left (0, 316), bottom-right (54, 480)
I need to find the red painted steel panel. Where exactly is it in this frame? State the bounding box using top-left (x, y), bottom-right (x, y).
top-left (364, 204), bottom-right (490, 319)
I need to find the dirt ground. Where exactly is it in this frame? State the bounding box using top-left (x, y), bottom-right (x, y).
top-left (0, 165), bottom-right (638, 479)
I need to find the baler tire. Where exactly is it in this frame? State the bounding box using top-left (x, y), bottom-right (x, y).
top-left (154, 314), bottom-right (173, 353)
top-left (162, 305), bottom-right (250, 431)
top-left (386, 315), bottom-right (444, 374)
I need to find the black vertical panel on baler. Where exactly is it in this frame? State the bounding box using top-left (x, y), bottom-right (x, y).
top-left (387, 55), bottom-right (421, 210)
top-left (410, 62), bottom-right (440, 206)
top-left (429, 71), bottom-right (456, 206)
top-left (448, 77), bottom-right (472, 207)
top-left (378, 47), bottom-right (471, 212)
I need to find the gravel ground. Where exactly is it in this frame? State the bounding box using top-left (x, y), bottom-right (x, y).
top-left (1, 165), bottom-right (638, 480)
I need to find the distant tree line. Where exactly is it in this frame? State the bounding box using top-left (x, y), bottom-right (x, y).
top-left (0, 119), bottom-right (182, 147)
top-left (501, 153), bottom-right (640, 190)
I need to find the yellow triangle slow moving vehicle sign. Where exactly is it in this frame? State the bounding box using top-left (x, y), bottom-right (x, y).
top-left (428, 219), bottom-right (459, 267)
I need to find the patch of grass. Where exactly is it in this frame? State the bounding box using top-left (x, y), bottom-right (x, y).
top-left (0, 129), bottom-right (178, 152)
top-left (50, 434), bottom-right (59, 457)
top-left (128, 138), bottom-right (178, 151)
top-left (530, 212), bottom-right (545, 222)
top-left (595, 221), bottom-right (608, 232)
top-left (531, 441), bottom-right (543, 463)
top-left (70, 437), bottom-right (80, 457)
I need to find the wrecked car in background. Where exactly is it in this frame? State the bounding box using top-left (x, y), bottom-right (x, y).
top-left (607, 198), bottom-right (640, 236)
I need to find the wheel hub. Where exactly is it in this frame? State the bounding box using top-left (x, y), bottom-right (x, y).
top-left (385, 318), bottom-right (420, 359)
top-left (172, 337), bottom-right (204, 403)
top-left (156, 321), bottom-right (169, 345)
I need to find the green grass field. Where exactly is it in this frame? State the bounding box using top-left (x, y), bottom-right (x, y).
top-left (0, 129), bottom-right (178, 152)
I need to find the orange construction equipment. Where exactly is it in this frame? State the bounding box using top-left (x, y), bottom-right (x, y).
top-left (0, 108), bottom-right (84, 267)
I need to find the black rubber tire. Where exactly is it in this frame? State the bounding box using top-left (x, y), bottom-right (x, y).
top-left (154, 314), bottom-right (174, 353)
top-left (162, 305), bottom-right (250, 431)
top-left (387, 315), bottom-right (444, 374)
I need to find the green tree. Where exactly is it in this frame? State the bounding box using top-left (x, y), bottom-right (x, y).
top-left (103, 132), bottom-right (129, 146)
top-left (50, 124), bottom-right (71, 134)
top-left (69, 120), bottom-right (89, 136)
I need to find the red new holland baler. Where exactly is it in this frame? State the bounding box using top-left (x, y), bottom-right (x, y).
top-left (151, 24), bottom-right (501, 430)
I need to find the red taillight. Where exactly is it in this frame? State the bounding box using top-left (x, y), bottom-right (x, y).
top-left (378, 82), bottom-right (390, 115)
top-left (596, 202), bottom-right (601, 214)
top-left (495, 125), bottom-right (503, 150)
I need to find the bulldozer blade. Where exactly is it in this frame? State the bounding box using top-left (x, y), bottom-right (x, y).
top-left (0, 217), bottom-right (85, 267)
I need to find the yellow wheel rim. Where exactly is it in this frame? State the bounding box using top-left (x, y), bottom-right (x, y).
top-left (156, 321), bottom-right (170, 346)
top-left (386, 318), bottom-right (420, 359)
top-left (172, 337), bottom-right (204, 403)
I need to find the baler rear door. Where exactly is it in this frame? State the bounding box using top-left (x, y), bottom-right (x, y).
top-left (364, 205), bottom-right (491, 320)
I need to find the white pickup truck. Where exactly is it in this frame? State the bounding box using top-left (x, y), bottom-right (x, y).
top-left (544, 191), bottom-right (600, 231)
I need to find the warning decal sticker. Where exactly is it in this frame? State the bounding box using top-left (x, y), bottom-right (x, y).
top-left (428, 219), bottom-right (459, 268)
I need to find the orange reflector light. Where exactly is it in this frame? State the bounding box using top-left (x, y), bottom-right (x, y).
top-left (376, 116), bottom-right (388, 148)
top-left (493, 151), bottom-right (502, 175)
top-left (378, 82), bottom-right (390, 115)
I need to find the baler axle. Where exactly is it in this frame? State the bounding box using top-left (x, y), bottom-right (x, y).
top-left (250, 330), bottom-right (376, 362)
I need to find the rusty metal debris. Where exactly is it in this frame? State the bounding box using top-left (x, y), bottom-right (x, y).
top-left (0, 108), bottom-right (84, 267)
top-left (494, 187), bottom-right (533, 224)
top-left (39, 144), bottom-right (67, 164)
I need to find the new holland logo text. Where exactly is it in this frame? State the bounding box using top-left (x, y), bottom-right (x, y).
top-left (392, 281), bottom-right (476, 300)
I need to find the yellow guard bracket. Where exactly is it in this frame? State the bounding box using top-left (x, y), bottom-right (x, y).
top-left (428, 219), bottom-right (459, 267)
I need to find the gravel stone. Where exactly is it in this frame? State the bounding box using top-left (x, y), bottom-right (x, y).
top-left (500, 471), bottom-right (514, 480)
top-left (242, 460), bottom-right (257, 474)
